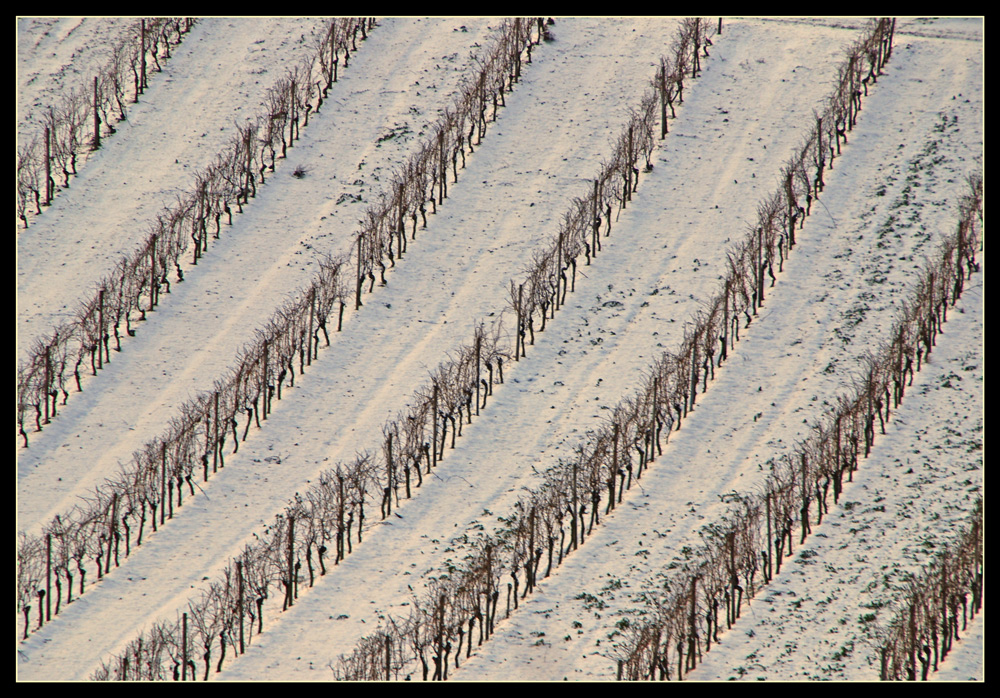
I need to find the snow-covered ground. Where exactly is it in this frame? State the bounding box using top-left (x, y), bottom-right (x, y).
top-left (690, 276), bottom-right (983, 679)
top-left (16, 17), bottom-right (327, 361)
top-left (452, 19), bottom-right (984, 682)
top-left (16, 16), bottom-right (504, 529)
top-left (15, 17), bottom-right (983, 682)
top-left (451, 18), bottom-right (984, 682)
top-left (17, 17), bottom-right (129, 143)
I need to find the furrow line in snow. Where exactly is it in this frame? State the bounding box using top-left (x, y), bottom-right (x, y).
top-left (754, 16), bottom-right (984, 43)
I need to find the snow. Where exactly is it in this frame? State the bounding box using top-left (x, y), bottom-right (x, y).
top-left (16, 16), bottom-right (502, 529)
top-left (15, 17), bottom-right (983, 682)
top-left (453, 18), bottom-right (983, 682)
top-left (685, 270), bottom-right (983, 681)
top-left (16, 17), bottom-right (129, 143)
top-left (17, 18), bottom-right (328, 362)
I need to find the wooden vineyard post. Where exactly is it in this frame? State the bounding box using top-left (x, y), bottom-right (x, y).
top-left (626, 124), bottom-right (634, 202)
top-left (329, 27), bottom-right (336, 86)
top-left (386, 430), bottom-right (394, 512)
top-left (800, 452), bottom-right (810, 543)
top-left (475, 331), bottom-right (481, 416)
top-left (757, 225), bottom-right (764, 309)
top-left (46, 534), bottom-right (52, 621)
top-left (786, 172), bottom-right (797, 250)
top-left (355, 235), bottom-right (363, 310)
top-left (150, 234), bottom-right (157, 312)
top-left (337, 474), bottom-right (345, 562)
top-left (213, 391), bottom-right (220, 474)
top-left (517, 284), bottom-right (524, 360)
top-left (299, 328), bottom-right (306, 376)
top-left (765, 489), bottom-right (773, 582)
top-left (98, 288), bottom-right (106, 369)
top-left (687, 575), bottom-right (698, 673)
top-left (613, 422), bottom-right (620, 505)
top-left (659, 60), bottom-right (668, 139)
top-left (651, 376), bottom-right (659, 463)
top-left (44, 125), bottom-right (52, 206)
top-left (44, 345), bottom-right (51, 424)
top-left (160, 442), bottom-right (167, 526)
top-left (514, 285), bottom-right (521, 361)
top-left (262, 341), bottom-right (269, 420)
top-left (592, 179), bottom-right (600, 258)
top-left (202, 402), bottom-right (211, 482)
top-left (140, 20), bottom-right (146, 95)
top-left (237, 559), bottom-right (245, 654)
top-left (438, 130), bottom-right (446, 204)
top-left (289, 80), bottom-right (296, 146)
top-left (308, 287), bottom-right (316, 366)
top-left (571, 457), bottom-right (578, 551)
top-left (285, 517), bottom-right (295, 609)
top-left (721, 279), bottom-right (729, 361)
top-left (556, 232), bottom-right (563, 312)
top-left (385, 635), bottom-right (392, 680)
top-left (93, 76), bottom-right (101, 149)
top-left (689, 339), bottom-right (699, 410)
top-left (432, 382), bottom-right (439, 470)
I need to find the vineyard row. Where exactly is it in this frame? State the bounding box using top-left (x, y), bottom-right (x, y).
top-left (16, 18), bottom-right (197, 229)
top-left (17, 18), bottom-right (374, 445)
top-left (612, 169), bottom-right (981, 677)
top-left (84, 17), bottom-right (716, 681)
top-left (328, 18), bottom-right (914, 682)
top-left (16, 16), bottom-right (544, 644)
top-left (877, 499), bottom-right (983, 681)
